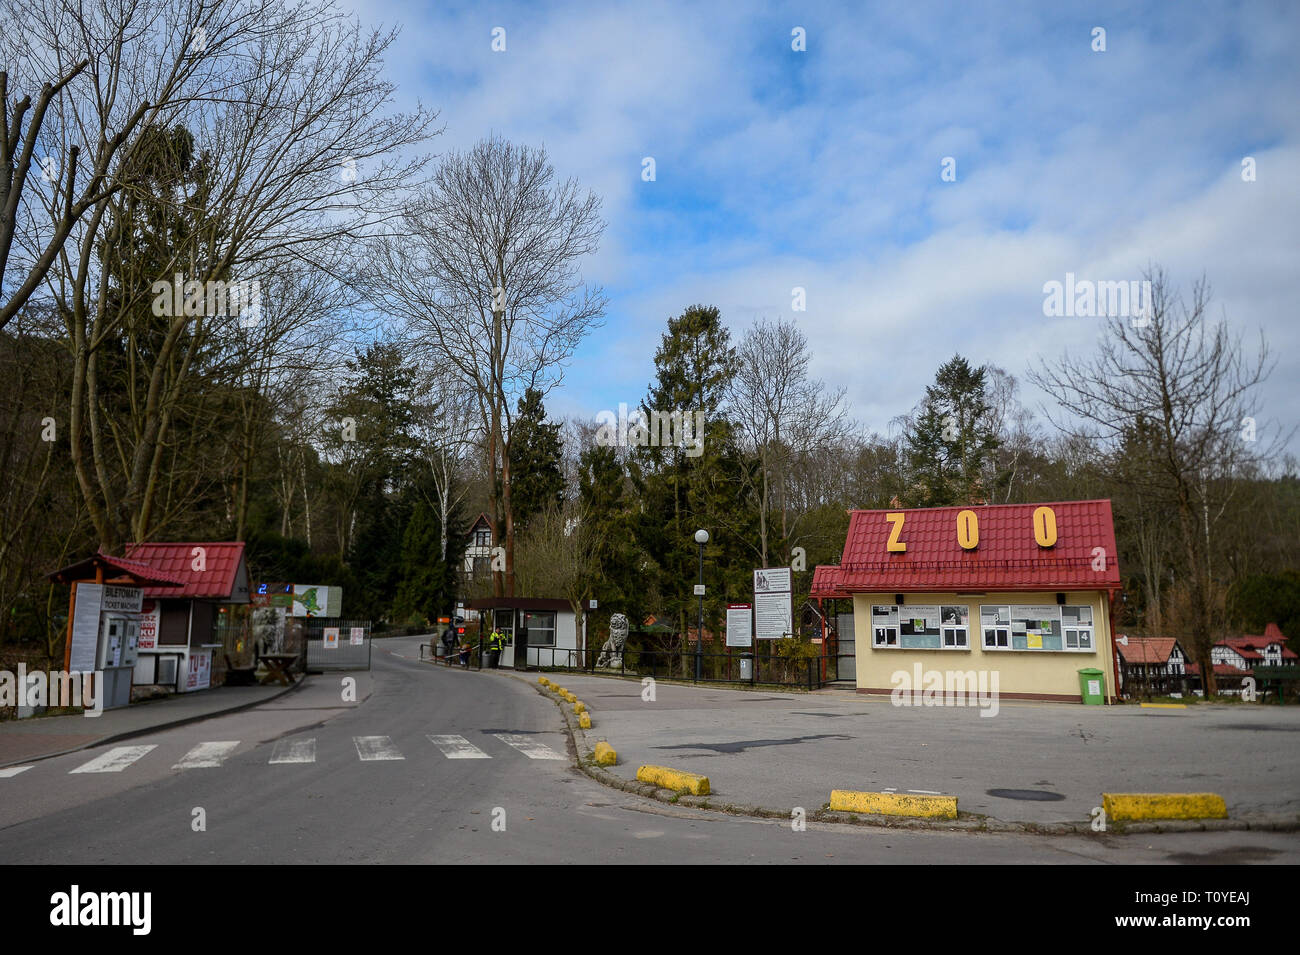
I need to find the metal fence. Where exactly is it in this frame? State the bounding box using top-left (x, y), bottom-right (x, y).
top-left (528, 645), bottom-right (830, 688)
top-left (304, 619), bottom-right (372, 672)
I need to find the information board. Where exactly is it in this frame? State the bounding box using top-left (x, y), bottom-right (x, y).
top-left (726, 604), bottom-right (753, 648)
top-left (69, 583), bottom-right (103, 673)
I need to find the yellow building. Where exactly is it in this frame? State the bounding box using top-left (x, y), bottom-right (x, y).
top-left (810, 501), bottom-right (1121, 703)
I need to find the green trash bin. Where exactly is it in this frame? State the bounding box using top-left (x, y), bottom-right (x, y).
top-left (1077, 668), bottom-right (1106, 705)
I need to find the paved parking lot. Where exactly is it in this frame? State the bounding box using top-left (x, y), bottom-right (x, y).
top-left (548, 673), bottom-right (1300, 826)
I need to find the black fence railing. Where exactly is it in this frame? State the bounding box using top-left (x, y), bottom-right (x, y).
top-left (525, 645), bottom-right (831, 688)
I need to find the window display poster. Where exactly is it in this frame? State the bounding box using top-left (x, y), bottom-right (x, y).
top-left (186, 650), bottom-right (212, 691)
top-left (323, 627), bottom-right (339, 649)
top-left (138, 600), bottom-right (160, 650)
top-left (900, 605), bottom-right (941, 649)
top-left (1011, 605), bottom-right (1062, 650)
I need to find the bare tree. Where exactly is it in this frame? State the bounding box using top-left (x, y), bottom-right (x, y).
top-left (1031, 267), bottom-right (1282, 693)
top-left (726, 316), bottom-right (851, 565)
top-left (23, 0), bottom-right (437, 547)
top-left (366, 135), bottom-right (607, 596)
top-left (411, 364), bottom-right (479, 564)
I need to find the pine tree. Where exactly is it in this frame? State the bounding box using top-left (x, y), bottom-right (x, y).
top-left (903, 355), bottom-right (1001, 507)
top-left (508, 387), bottom-right (565, 532)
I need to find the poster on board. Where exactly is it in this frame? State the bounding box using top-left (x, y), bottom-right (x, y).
top-left (726, 604), bottom-right (752, 648)
top-left (323, 627), bottom-right (339, 649)
top-left (186, 650), bottom-right (212, 691)
top-left (69, 583), bottom-right (103, 673)
top-left (350, 627), bottom-right (365, 645)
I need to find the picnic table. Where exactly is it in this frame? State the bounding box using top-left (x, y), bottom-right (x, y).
top-left (259, 653), bottom-right (300, 686)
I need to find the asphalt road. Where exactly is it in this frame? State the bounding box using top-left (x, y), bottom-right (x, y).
top-left (1, 636), bottom-right (1296, 864)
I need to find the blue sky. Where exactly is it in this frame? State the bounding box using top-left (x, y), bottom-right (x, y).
top-left (347, 0), bottom-right (1300, 457)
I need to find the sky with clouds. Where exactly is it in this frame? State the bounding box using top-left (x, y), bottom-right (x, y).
top-left (344, 0), bottom-right (1300, 458)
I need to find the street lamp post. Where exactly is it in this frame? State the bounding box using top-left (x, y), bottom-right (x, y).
top-left (694, 529), bottom-right (709, 683)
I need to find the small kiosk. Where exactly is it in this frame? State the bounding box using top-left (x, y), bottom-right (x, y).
top-left (48, 552), bottom-right (186, 710)
top-left (811, 500), bottom-right (1122, 703)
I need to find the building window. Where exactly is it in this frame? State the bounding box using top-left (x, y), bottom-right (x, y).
top-left (941, 605), bottom-right (969, 648)
top-left (524, 611), bottom-right (556, 647)
top-left (1062, 605), bottom-right (1094, 650)
top-left (493, 609), bottom-right (514, 646)
top-left (871, 605), bottom-right (899, 647)
top-left (981, 605), bottom-right (1011, 649)
top-left (474, 528), bottom-right (492, 548)
top-left (472, 556), bottom-right (489, 579)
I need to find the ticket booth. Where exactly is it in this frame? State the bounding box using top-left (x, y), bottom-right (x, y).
top-left (48, 552), bottom-right (186, 710)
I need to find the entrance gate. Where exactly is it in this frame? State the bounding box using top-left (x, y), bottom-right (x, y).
top-left (835, 613), bottom-right (856, 683)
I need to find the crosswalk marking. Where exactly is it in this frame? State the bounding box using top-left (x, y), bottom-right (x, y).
top-left (269, 738), bottom-right (316, 764)
top-left (173, 741), bottom-right (240, 769)
top-left (70, 745), bottom-right (156, 774)
top-left (493, 733), bottom-right (564, 760)
top-left (0, 766), bottom-right (33, 778)
top-left (354, 736), bottom-right (404, 761)
top-left (427, 734), bottom-right (491, 759)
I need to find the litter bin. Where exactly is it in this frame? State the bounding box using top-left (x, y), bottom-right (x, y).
top-left (739, 655), bottom-right (753, 682)
top-left (1077, 668), bottom-right (1106, 705)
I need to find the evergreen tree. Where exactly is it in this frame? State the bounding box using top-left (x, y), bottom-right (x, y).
top-left (508, 387), bottom-right (565, 531)
top-left (634, 305), bottom-right (752, 646)
top-left (903, 355), bottom-right (1001, 507)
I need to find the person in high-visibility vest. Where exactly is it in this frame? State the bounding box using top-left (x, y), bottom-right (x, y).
top-left (488, 629), bottom-right (504, 669)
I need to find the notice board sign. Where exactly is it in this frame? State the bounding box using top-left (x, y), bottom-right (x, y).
top-left (100, 585), bottom-right (142, 613)
top-left (349, 627), bottom-right (365, 646)
top-left (138, 600), bottom-right (160, 650)
top-left (753, 567), bottom-right (792, 640)
top-left (726, 604), bottom-right (753, 648)
top-left (69, 582), bottom-right (103, 673)
top-left (323, 627), bottom-right (339, 649)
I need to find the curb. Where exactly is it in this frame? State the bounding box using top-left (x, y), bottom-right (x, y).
top-left (496, 669), bottom-right (1300, 836)
top-left (0, 675), bottom-right (309, 769)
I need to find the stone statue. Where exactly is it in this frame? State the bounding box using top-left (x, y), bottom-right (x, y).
top-left (252, 606), bottom-right (283, 656)
top-left (596, 613), bottom-right (629, 669)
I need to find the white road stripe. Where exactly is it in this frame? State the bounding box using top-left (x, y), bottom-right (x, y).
top-left (173, 741), bottom-right (240, 769)
top-left (0, 766), bottom-right (33, 778)
top-left (70, 745), bottom-right (156, 774)
top-left (492, 733), bottom-right (564, 760)
top-left (908, 789), bottom-right (942, 795)
top-left (427, 735), bottom-right (491, 759)
top-left (354, 736), bottom-right (404, 761)
top-left (269, 738), bottom-right (316, 764)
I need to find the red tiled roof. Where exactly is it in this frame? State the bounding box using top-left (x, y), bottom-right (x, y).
top-left (827, 500), bottom-right (1120, 593)
top-left (123, 542), bottom-right (247, 599)
top-left (1187, 663), bottom-right (1253, 677)
top-left (47, 550), bottom-right (186, 588)
top-left (810, 565), bottom-right (849, 599)
top-left (1117, 636), bottom-right (1180, 665)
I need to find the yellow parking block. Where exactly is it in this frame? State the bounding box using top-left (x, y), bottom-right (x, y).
top-left (636, 765), bottom-right (710, 796)
top-left (593, 741), bottom-right (617, 765)
top-left (579, 712), bottom-right (592, 729)
top-left (539, 676), bottom-right (550, 686)
top-left (1140, 702), bottom-right (1186, 709)
top-left (574, 701), bottom-right (586, 714)
top-left (1103, 792), bottom-right (1227, 821)
top-left (830, 790), bottom-right (957, 819)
